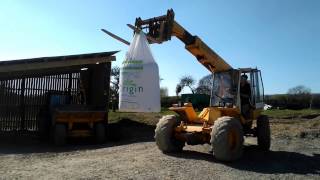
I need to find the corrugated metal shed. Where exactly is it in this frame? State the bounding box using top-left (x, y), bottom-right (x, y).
top-left (0, 51), bottom-right (117, 134)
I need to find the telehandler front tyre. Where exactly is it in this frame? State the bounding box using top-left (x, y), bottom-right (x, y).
top-left (257, 115), bottom-right (271, 151)
top-left (210, 116), bottom-right (244, 161)
top-left (155, 115), bottom-right (185, 153)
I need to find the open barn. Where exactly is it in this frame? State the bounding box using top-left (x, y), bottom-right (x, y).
top-left (0, 51), bottom-right (116, 140)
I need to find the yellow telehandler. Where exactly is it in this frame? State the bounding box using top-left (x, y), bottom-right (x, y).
top-left (102, 9), bottom-right (270, 161)
top-left (133, 9), bottom-right (270, 161)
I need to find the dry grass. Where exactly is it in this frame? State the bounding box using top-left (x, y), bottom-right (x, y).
top-left (108, 108), bottom-right (175, 125)
top-left (263, 109), bottom-right (320, 119)
top-left (270, 116), bottom-right (320, 138)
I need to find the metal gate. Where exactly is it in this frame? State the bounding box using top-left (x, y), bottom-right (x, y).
top-left (0, 73), bottom-right (81, 133)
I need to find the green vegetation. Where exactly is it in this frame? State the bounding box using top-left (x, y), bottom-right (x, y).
top-left (262, 109), bottom-right (320, 119)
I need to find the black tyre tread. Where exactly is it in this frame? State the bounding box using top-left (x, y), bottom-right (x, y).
top-left (257, 115), bottom-right (271, 150)
top-left (54, 124), bottom-right (67, 146)
top-left (95, 122), bottom-right (106, 143)
top-left (154, 115), bottom-right (184, 153)
top-left (210, 116), bottom-right (244, 161)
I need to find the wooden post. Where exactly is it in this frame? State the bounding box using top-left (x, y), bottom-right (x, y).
top-left (68, 73), bottom-right (72, 104)
top-left (20, 78), bottom-right (25, 131)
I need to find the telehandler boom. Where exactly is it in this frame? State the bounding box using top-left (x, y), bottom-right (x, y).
top-left (134, 9), bottom-right (232, 73)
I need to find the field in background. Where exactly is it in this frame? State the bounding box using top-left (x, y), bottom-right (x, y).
top-left (109, 108), bottom-right (320, 124)
top-left (262, 109), bottom-right (320, 119)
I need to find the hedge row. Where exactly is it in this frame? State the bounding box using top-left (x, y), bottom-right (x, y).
top-left (265, 94), bottom-right (320, 110)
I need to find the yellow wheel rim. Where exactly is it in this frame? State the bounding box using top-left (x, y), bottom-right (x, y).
top-left (227, 128), bottom-right (239, 151)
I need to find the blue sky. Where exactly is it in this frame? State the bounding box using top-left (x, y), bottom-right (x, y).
top-left (1, 0), bottom-right (319, 95)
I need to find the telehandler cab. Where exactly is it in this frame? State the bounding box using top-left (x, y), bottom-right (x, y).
top-left (102, 9), bottom-right (270, 161)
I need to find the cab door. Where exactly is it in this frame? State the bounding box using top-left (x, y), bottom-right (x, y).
top-left (250, 70), bottom-right (264, 109)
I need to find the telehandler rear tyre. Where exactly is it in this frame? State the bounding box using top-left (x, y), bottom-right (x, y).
top-left (210, 116), bottom-right (244, 161)
top-left (155, 115), bottom-right (184, 153)
top-left (257, 115), bottom-right (271, 151)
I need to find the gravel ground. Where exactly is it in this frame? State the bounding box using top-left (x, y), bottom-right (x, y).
top-left (0, 118), bottom-right (320, 180)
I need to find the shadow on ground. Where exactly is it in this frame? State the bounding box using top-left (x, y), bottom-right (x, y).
top-left (0, 118), bottom-right (155, 155)
top-left (169, 145), bottom-right (320, 175)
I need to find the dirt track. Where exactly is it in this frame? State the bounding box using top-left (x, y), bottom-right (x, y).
top-left (0, 118), bottom-right (320, 179)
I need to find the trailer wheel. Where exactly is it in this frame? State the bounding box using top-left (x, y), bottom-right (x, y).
top-left (155, 115), bottom-right (184, 153)
top-left (37, 109), bottom-right (50, 140)
top-left (54, 124), bottom-right (67, 146)
top-left (210, 116), bottom-right (244, 161)
top-left (95, 122), bottom-right (106, 143)
top-left (257, 115), bottom-right (271, 151)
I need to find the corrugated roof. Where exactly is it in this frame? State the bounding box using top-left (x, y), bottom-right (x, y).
top-left (0, 51), bottom-right (118, 79)
top-left (0, 51), bottom-right (118, 66)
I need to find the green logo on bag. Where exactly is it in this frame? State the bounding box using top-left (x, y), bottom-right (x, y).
top-left (122, 60), bottom-right (143, 65)
top-left (123, 79), bottom-right (143, 95)
top-left (122, 60), bottom-right (143, 72)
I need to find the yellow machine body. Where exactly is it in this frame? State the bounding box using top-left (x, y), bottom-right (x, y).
top-left (170, 102), bottom-right (262, 143)
top-left (53, 110), bottom-right (106, 137)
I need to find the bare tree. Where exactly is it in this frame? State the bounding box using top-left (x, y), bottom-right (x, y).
top-left (176, 84), bottom-right (182, 96)
top-left (160, 87), bottom-right (169, 97)
top-left (287, 85), bottom-right (311, 95)
top-left (110, 66), bottom-right (120, 111)
top-left (287, 85), bottom-right (312, 109)
top-left (196, 74), bottom-right (213, 95)
top-left (178, 75), bottom-right (196, 94)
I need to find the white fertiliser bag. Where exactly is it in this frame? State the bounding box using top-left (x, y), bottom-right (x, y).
top-left (118, 32), bottom-right (160, 112)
